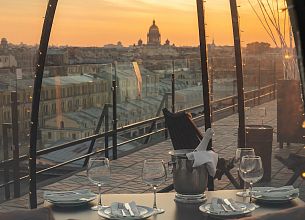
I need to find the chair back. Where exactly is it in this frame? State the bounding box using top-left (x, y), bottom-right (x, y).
top-left (162, 108), bottom-right (203, 150)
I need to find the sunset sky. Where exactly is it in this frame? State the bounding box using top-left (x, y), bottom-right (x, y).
top-left (0, 0), bottom-right (288, 47)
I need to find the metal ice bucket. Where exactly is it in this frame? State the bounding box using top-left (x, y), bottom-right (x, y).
top-left (169, 149), bottom-right (208, 195)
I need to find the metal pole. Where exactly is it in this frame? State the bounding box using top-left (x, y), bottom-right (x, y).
top-left (229, 0), bottom-right (246, 148)
top-left (196, 0), bottom-right (212, 145)
top-left (258, 57), bottom-right (261, 104)
top-left (105, 104), bottom-right (109, 158)
top-left (210, 58), bottom-right (214, 102)
top-left (287, 0), bottom-right (305, 109)
top-left (196, 0), bottom-right (214, 191)
top-left (273, 58), bottom-right (276, 99)
top-left (2, 123), bottom-right (11, 200)
top-left (29, 0), bottom-right (58, 209)
top-left (144, 93), bottom-right (167, 144)
top-left (112, 72), bottom-right (118, 160)
top-left (171, 60), bottom-right (175, 113)
top-left (83, 104), bottom-right (107, 167)
top-left (11, 91), bottom-right (20, 198)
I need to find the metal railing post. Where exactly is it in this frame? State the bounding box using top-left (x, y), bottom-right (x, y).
top-left (83, 104), bottom-right (107, 167)
top-left (112, 80), bottom-right (118, 160)
top-left (11, 91), bottom-right (20, 198)
top-left (2, 123), bottom-right (11, 200)
top-left (258, 58), bottom-right (261, 104)
top-left (144, 93), bottom-right (167, 144)
top-left (232, 96), bottom-right (236, 113)
top-left (105, 104), bottom-right (109, 158)
top-left (273, 59), bottom-right (276, 99)
top-left (164, 93), bottom-right (169, 139)
top-left (171, 60), bottom-right (175, 113)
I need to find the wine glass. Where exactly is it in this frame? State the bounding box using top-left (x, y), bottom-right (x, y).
top-left (142, 159), bottom-right (167, 214)
top-left (234, 148), bottom-right (255, 197)
top-left (239, 156), bottom-right (264, 203)
top-left (87, 156), bottom-right (111, 211)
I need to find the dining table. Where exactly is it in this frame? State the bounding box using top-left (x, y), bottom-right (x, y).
top-left (46, 189), bottom-right (305, 220)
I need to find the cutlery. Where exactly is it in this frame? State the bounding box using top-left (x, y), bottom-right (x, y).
top-left (124, 203), bottom-right (135, 216)
top-left (224, 199), bottom-right (236, 211)
top-left (221, 204), bottom-right (230, 212)
top-left (118, 203), bottom-right (126, 217)
top-left (217, 198), bottom-right (230, 212)
top-left (121, 209), bottom-right (127, 217)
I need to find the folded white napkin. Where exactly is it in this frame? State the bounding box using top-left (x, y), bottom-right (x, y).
top-left (252, 186), bottom-right (299, 198)
top-left (186, 128), bottom-right (218, 176)
top-left (209, 198), bottom-right (246, 215)
top-left (110, 201), bottom-right (140, 217)
top-left (186, 150), bottom-right (218, 176)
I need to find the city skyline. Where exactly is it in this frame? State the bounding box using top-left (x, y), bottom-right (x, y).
top-left (0, 0), bottom-right (288, 47)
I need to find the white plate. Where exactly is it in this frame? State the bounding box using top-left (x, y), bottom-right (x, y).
top-left (253, 186), bottom-right (299, 204)
top-left (98, 205), bottom-right (154, 220)
top-left (47, 199), bottom-right (95, 207)
top-left (199, 202), bottom-right (256, 218)
top-left (45, 189), bottom-right (96, 207)
top-left (253, 193), bottom-right (299, 204)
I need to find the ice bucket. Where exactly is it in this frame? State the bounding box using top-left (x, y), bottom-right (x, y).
top-left (169, 149), bottom-right (208, 196)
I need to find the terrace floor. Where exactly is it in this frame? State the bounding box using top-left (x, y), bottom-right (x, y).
top-left (1, 99), bottom-right (305, 212)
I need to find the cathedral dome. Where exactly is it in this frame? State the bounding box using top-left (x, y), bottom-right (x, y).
top-left (147, 20), bottom-right (161, 46)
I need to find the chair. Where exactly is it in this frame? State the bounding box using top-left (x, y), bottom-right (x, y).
top-left (0, 207), bottom-right (55, 220)
top-left (275, 153), bottom-right (305, 185)
top-left (162, 108), bottom-right (239, 190)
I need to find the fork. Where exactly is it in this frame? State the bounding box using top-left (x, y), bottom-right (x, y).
top-left (118, 203), bottom-right (127, 217)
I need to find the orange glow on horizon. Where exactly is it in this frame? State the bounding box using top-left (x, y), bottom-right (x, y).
top-left (0, 0), bottom-right (289, 47)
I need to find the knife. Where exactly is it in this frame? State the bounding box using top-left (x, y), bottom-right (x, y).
top-left (223, 199), bottom-right (236, 211)
top-left (124, 203), bottom-right (135, 216)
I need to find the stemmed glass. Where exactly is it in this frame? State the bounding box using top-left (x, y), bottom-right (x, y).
top-left (234, 148), bottom-right (255, 197)
top-left (239, 156), bottom-right (264, 203)
top-left (142, 159), bottom-right (167, 214)
top-left (87, 156), bottom-right (111, 211)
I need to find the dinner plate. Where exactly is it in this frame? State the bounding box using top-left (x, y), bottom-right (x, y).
top-left (252, 193), bottom-right (299, 204)
top-left (199, 202), bottom-right (256, 218)
top-left (98, 205), bottom-right (154, 220)
top-left (252, 186), bottom-right (299, 204)
top-left (44, 189), bottom-right (96, 207)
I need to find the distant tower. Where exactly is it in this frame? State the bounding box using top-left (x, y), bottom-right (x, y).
top-left (165, 39), bottom-right (170, 46)
top-left (147, 20), bottom-right (161, 46)
top-left (138, 39), bottom-right (143, 46)
top-left (0, 38), bottom-right (8, 49)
